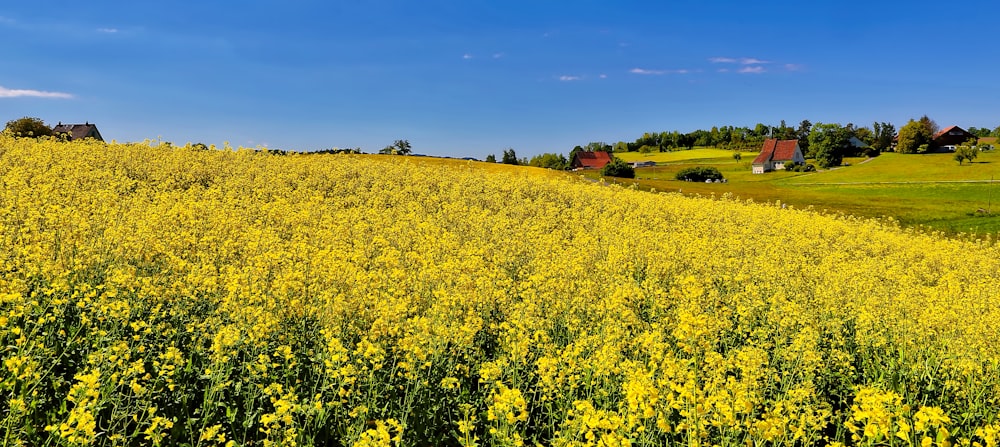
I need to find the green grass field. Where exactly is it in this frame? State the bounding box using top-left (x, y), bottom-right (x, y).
top-left (585, 148), bottom-right (1000, 235)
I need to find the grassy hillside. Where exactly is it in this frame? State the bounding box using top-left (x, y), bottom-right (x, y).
top-left (612, 148), bottom-right (759, 164)
top-left (2, 135), bottom-right (1000, 446)
top-left (594, 148), bottom-right (1000, 234)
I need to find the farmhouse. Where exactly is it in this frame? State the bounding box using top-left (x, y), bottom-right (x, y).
top-left (932, 125), bottom-right (975, 151)
top-left (570, 151), bottom-right (613, 169)
top-left (52, 122), bottom-right (104, 141)
top-left (751, 139), bottom-right (804, 174)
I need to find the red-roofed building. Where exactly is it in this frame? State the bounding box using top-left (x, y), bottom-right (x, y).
top-left (752, 139), bottom-right (804, 174)
top-left (571, 151), bottom-right (613, 169)
top-left (932, 125), bottom-right (975, 150)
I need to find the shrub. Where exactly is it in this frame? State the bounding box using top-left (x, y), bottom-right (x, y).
top-left (675, 166), bottom-right (724, 182)
top-left (784, 162), bottom-right (817, 172)
top-left (601, 158), bottom-right (635, 178)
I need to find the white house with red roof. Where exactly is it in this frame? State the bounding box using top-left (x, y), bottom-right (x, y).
top-left (752, 139), bottom-right (805, 174)
top-left (570, 151), bottom-right (613, 169)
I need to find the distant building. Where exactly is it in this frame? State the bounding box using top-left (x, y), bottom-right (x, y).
top-left (52, 122), bottom-right (103, 141)
top-left (848, 136), bottom-right (870, 150)
top-left (751, 139), bottom-right (804, 174)
top-left (570, 151), bottom-right (613, 169)
top-left (629, 161), bottom-right (657, 168)
top-left (932, 125), bottom-right (975, 151)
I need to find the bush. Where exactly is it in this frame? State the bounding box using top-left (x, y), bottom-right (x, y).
top-left (784, 162), bottom-right (816, 172)
top-left (601, 159), bottom-right (635, 178)
top-left (675, 166), bottom-right (724, 182)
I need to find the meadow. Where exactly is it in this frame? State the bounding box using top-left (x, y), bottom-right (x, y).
top-left (595, 149), bottom-right (1000, 235)
top-left (2, 135), bottom-right (1000, 446)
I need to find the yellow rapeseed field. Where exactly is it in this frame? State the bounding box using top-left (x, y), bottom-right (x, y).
top-left (1, 135), bottom-right (999, 446)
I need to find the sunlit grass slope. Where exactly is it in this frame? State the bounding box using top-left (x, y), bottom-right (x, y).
top-left (612, 148), bottom-right (759, 164)
top-left (2, 135), bottom-right (999, 446)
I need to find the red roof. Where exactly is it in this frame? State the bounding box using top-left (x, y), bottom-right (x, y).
top-left (752, 139), bottom-right (799, 164)
top-left (932, 125), bottom-right (970, 140)
top-left (572, 151), bottom-right (613, 169)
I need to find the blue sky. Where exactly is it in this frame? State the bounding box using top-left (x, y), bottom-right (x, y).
top-left (2, 1), bottom-right (999, 158)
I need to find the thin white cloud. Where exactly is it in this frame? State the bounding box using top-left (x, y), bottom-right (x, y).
top-left (0, 85), bottom-right (74, 99)
top-left (738, 66), bottom-right (766, 74)
top-left (717, 68), bottom-right (730, 73)
top-left (97, 27), bottom-right (119, 33)
top-left (710, 57), bottom-right (771, 65)
top-left (0, 16), bottom-right (15, 25)
top-left (599, 74), bottom-right (608, 79)
top-left (630, 68), bottom-right (689, 75)
top-left (630, 68), bottom-right (662, 75)
top-left (462, 53), bottom-right (473, 60)
top-left (492, 52), bottom-right (504, 59)
top-left (558, 75), bottom-right (582, 82)
top-left (784, 63), bottom-right (804, 71)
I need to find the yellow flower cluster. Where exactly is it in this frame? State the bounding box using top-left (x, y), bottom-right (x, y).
top-left (1, 135), bottom-right (999, 445)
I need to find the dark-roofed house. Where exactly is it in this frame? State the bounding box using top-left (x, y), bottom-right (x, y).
top-left (752, 139), bottom-right (805, 174)
top-left (570, 151), bottom-right (613, 169)
top-left (52, 122), bottom-right (104, 141)
top-left (932, 125), bottom-right (975, 151)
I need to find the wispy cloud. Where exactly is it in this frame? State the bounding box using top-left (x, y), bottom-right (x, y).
top-left (0, 16), bottom-right (15, 25)
top-left (630, 68), bottom-right (690, 75)
top-left (0, 86), bottom-right (74, 99)
top-left (710, 57), bottom-right (771, 65)
top-left (709, 57), bottom-right (737, 64)
top-left (492, 52), bottom-right (504, 59)
top-left (738, 66), bottom-right (766, 74)
top-left (97, 27), bottom-right (119, 33)
top-left (558, 75), bottom-right (582, 82)
top-left (599, 74), bottom-right (608, 79)
top-left (462, 53), bottom-right (473, 60)
top-left (784, 63), bottom-right (804, 71)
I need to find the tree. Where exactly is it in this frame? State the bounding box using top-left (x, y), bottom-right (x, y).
top-left (808, 122), bottom-right (850, 168)
top-left (4, 116), bottom-right (53, 138)
top-left (528, 153), bottom-right (568, 170)
top-left (501, 148), bottom-right (519, 165)
top-left (584, 142), bottom-right (611, 153)
top-left (954, 139), bottom-right (978, 165)
top-left (393, 139), bottom-right (411, 155)
top-left (600, 158), bottom-right (634, 178)
top-left (896, 119), bottom-right (934, 154)
top-left (732, 151), bottom-right (742, 162)
top-left (872, 122), bottom-right (895, 153)
top-left (918, 115), bottom-right (939, 135)
top-left (379, 139), bottom-right (412, 155)
top-left (797, 119), bottom-right (812, 154)
top-left (485, 154), bottom-right (496, 163)
top-left (853, 127), bottom-right (874, 145)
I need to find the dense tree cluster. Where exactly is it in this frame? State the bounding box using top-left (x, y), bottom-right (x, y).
top-left (3, 116), bottom-right (54, 138)
top-left (896, 117), bottom-right (936, 154)
top-left (528, 153), bottom-right (569, 170)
